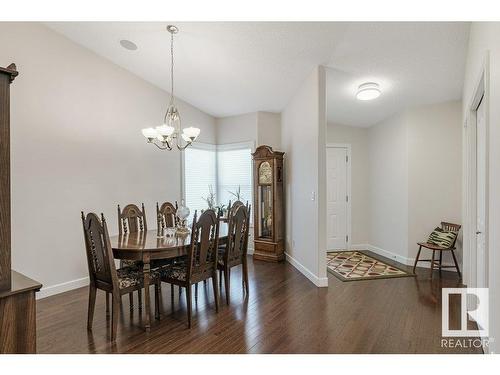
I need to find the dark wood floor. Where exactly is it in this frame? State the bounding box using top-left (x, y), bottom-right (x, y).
top-left (36, 252), bottom-right (482, 354)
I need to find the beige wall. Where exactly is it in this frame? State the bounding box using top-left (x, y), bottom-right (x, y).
top-left (327, 101), bottom-right (462, 265)
top-left (327, 124), bottom-right (369, 244)
top-left (368, 113), bottom-right (409, 260)
top-left (282, 66), bottom-right (327, 286)
top-left (0, 22), bottom-right (216, 297)
top-left (257, 112), bottom-right (281, 150)
top-left (407, 101), bottom-right (462, 263)
top-left (215, 112), bottom-right (258, 145)
top-left (215, 111), bottom-right (281, 150)
top-left (462, 22), bottom-right (500, 352)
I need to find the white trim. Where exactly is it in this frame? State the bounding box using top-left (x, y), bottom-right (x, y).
top-left (285, 252), bottom-right (328, 287)
top-left (325, 143), bottom-right (352, 250)
top-left (36, 276), bottom-right (89, 300)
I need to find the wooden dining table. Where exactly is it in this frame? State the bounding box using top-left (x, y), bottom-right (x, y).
top-left (109, 223), bottom-right (228, 331)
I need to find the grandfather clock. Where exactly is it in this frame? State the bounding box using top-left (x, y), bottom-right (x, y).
top-left (252, 145), bottom-right (285, 262)
top-left (0, 64), bottom-right (42, 353)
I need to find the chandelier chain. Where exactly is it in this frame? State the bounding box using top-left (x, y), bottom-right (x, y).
top-left (170, 30), bottom-right (174, 102)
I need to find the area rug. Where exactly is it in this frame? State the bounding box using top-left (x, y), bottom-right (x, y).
top-left (327, 251), bottom-right (414, 282)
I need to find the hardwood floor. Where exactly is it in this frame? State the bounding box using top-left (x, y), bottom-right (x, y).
top-left (36, 252), bottom-right (482, 354)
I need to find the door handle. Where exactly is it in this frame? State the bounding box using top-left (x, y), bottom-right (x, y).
top-left (476, 231), bottom-right (482, 234)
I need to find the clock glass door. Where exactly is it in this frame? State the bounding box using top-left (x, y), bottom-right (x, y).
top-left (258, 185), bottom-right (273, 239)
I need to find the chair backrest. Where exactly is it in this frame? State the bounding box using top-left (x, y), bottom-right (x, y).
top-left (227, 200), bottom-right (248, 218)
top-left (187, 209), bottom-right (221, 282)
top-left (81, 212), bottom-right (118, 289)
top-left (157, 201), bottom-right (178, 231)
top-left (441, 221), bottom-right (461, 247)
top-left (225, 204), bottom-right (251, 265)
top-left (118, 203), bottom-right (147, 235)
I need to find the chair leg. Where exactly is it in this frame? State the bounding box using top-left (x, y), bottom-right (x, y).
top-left (87, 285), bottom-right (97, 330)
top-left (111, 293), bottom-right (120, 342)
top-left (212, 273), bottom-right (219, 313)
top-left (224, 267), bottom-right (231, 305)
top-left (186, 285), bottom-right (192, 328)
top-left (242, 259), bottom-right (249, 295)
top-left (105, 292), bottom-right (110, 318)
top-left (170, 284), bottom-right (174, 309)
top-left (128, 292), bottom-right (133, 311)
top-left (154, 284), bottom-right (160, 320)
top-left (219, 269), bottom-right (223, 289)
top-left (195, 283), bottom-right (198, 303)
top-left (451, 249), bottom-right (462, 279)
top-left (430, 250), bottom-right (436, 279)
top-left (439, 251), bottom-right (443, 275)
top-left (138, 289), bottom-right (143, 311)
top-left (413, 245), bottom-right (422, 274)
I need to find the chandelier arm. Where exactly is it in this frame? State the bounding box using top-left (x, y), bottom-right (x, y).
top-left (152, 140), bottom-right (172, 151)
top-left (176, 141), bottom-right (193, 151)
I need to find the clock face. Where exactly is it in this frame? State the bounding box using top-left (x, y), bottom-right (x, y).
top-left (259, 161), bottom-right (272, 184)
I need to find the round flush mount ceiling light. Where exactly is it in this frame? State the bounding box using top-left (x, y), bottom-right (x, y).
top-left (119, 39), bottom-right (138, 51)
top-left (356, 82), bottom-right (381, 101)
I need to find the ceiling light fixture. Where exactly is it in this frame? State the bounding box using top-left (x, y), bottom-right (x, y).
top-left (141, 25), bottom-right (200, 151)
top-left (120, 39), bottom-right (138, 51)
top-left (356, 82), bottom-right (381, 101)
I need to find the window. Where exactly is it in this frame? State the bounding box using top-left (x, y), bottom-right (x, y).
top-left (183, 142), bottom-right (253, 220)
top-left (183, 145), bottom-right (217, 219)
top-left (217, 145), bottom-right (253, 207)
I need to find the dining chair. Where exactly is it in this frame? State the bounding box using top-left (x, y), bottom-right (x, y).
top-left (117, 203), bottom-right (147, 310)
top-left (160, 209), bottom-right (221, 328)
top-left (217, 204), bottom-right (251, 304)
top-left (156, 201), bottom-right (178, 231)
top-left (81, 212), bottom-right (161, 341)
top-left (413, 221), bottom-right (462, 279)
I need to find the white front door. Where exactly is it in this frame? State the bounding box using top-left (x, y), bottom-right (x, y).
top-left (476, 97), bottom-right (487, 288)
top-left (326, 147), bottom-right (348, 250)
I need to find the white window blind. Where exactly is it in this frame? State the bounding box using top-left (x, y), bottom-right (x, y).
top-left (184, 146), bottom-right (217, 219)
top-left (217, 147), bottom-right (252, 208)
top-left (183, 142), bottom-right (253, 221)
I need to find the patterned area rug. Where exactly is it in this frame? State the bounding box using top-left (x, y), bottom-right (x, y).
top-left (327, 251), bottom-right (414, 281)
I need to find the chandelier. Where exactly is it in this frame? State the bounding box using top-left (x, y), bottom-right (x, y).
top-left (141, 25), bottom-right (200, 150)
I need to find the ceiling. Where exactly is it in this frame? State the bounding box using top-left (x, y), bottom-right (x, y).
top-left (46, 22), bottom-right (470, 126)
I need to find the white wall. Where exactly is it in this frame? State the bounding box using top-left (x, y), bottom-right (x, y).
top-left (327, 123), bottom-right (369, 244)
top-left (281, 66), bottom-right (327, 287)
top-left (0, 22), bottom-right (216, 298)
top-left (462, 22), bottom-right (500, 353)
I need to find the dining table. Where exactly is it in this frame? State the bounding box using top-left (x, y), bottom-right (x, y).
top-left (109, 223), bottom-right (228, 331)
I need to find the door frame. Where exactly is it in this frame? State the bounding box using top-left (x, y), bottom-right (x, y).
top-left (326, 143), bottom-right (352, 250)
top-left (464, 53), bottom-right (489, 292)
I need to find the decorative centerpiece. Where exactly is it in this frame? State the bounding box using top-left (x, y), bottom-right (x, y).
top-left (175, 199), bottom-right (190, 235)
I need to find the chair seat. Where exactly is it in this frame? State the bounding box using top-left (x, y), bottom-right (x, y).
top-left (121, 260), bottom-right (142, 269)
top-left (160, 263), bottom-right (187, 282)
top-left (418, 242), bottom-right (455, 251)
top-left (117, 266), bottom-right (160, 289)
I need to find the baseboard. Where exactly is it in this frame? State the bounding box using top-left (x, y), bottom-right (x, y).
top-left (37, 276), bottom-right (89, 300)
top-left (285, 252), bottom-right (328, 287)
top-left (340, 244), bottom-right (458, 272)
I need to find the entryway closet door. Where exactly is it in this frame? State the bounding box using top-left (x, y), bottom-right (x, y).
top-left (326, 147), bottom-right (348, 250)
top-left (475, 96), bottom-right (487, 288)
